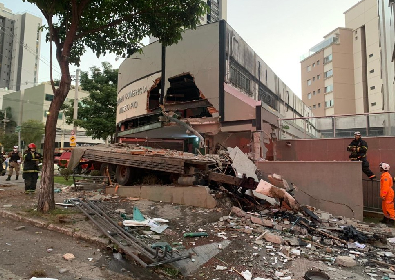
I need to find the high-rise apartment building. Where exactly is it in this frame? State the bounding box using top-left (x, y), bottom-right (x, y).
top-left (301, 0), bottom-right (394, 116)
top-left (301, 28), bottom-right (355, 116)
top-left (149, 0), bottom-right (227, 44)
top-left (345, 0), bottom-right (394, 113)
top-left (199, 0), bottom-right (227, 25)
top-left (0, 3), bottom-right (42, 91)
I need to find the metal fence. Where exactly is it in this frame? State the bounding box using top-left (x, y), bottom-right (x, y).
top-left (363, 179), bottom-right (382, 213)
top-left (278, 111), bottom-right (395, 140)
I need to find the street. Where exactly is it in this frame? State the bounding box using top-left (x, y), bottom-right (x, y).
top-left (0, 218), bottom-right (142, 280)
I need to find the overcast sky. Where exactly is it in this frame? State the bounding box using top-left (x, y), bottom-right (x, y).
top-left (3, 0), bottom-right (360, 97)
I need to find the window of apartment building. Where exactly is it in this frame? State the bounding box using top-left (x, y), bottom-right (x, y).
top-left (324, 85), bottom-right (333, 93)
top-left (307, 65), bottom-right (312, 72)
top-left (313, 63), bottom-right (316, 67)
top-left (308, 93), bottom-right (312, 99)
top-left (313, 77), bottom-right (315, 81)
top-left (324, 69), bottom-right (333, 78)
top-left (45, 94), bottom-right (54, 102)
top-left (307, 79), bottom-right (312, 86)
top-left (317, 89), bottom-right (321, 93)
top-left (317, 60), bottom-right (320, 65)
top-left (370, 69), bottom-right (375, 73)
top-left (369, 54), bottom-right (373, 58)
top-left (318, 103), bottom-right (321, 108)
top-left (317, 74), bottom-right (320, 80)
top-left (370, 86), bottom-right (376, 90)
top-left (324, 54), bottom-right (332, 64)
top-left (313, 104), bottom-right (316, 109)
top-left (325, 100), bottom-right (334, 108)
top-left (371, 102), bottom-right (377, 107)
top-left (313, 91), bottom-right (316, 95)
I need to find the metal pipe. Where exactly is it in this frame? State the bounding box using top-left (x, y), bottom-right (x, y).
top-left (71, 200), bottom-right (147, 267)
top-left (86, 200), bottom-right (156, 256)
top-left (279, 111), bottom-right (395, 121)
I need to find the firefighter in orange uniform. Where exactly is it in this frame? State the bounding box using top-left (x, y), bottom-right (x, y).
top-left (380, 162), bottom-right (394, 225)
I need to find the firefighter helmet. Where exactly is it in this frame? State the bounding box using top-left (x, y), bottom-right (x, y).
top-left (28, 143), bottom-right (36, 149)
top-left (380, 162), bottom-right (390, 171)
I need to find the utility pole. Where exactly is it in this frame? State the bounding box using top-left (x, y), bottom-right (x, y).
top-left (73, 69), bottom-right (80, 140)
top-left (18, 90), bottom-right (24, 150)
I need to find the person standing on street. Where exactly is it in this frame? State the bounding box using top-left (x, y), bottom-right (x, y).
top-left (4, 155), bottom-right (9, 171)
top-left (379, 163), bottom-right (394, 225)
top-left (6, 146), bottom-right (22, 181)
top-left (23, 143), bottom-right (41, 193)
top-left (347, 131), bottom-right (376, 179)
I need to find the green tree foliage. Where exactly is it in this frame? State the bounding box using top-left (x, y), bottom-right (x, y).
top-left (63, 62), bottom-right (117, 142)
top-left (0, 133), bottom-right (18, 152)
top-left (0, 107), bottom-right (17, 132)
top-left (26, 0), bottom-right (208, 213)
top-left (21, 120), bottom-right (45, 150)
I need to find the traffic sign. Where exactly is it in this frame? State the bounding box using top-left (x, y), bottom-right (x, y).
top-left (70, 142), bottom-right (76, 147)
top-left (69, 135), bottom-right (76, 142)
top-left (71, 130), bottom-right (75, 135)
top-left (15, 126), bottom-right (21, 133)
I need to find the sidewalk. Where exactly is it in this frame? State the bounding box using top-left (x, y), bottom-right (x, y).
top-left (0, 174), bottom-right (107, 247)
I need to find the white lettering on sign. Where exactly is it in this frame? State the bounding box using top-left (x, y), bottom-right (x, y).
top-left (117, 86), bottom-right (148, 105)
top-left (116, 73), bottom-right (161, 123)
top-left (118, 101), bottom-right (139, 114)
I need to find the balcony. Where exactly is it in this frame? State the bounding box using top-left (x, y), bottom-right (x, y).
top-left (300, 36), bottom-right (339, 62)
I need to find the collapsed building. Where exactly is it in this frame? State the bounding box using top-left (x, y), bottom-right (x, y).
top-left (116, 20), bottom-right (316, 161)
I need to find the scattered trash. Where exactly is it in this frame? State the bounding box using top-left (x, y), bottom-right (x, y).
top-left (62, 253), bottom-right (75, 261)
top-left (3, 204), bottom-right (12, 208)
top-left (30, 278), bottom-right (58, 280)
top-left (54, 188), bottom-right (62, 193)
top-left (215, 265), bottom-right (227, 271)
top-left (241, 269), bottom-right (252, 280)
top-left (47, 248), bottom-right (53, 253)
top-left (58, 268), bottom-right (68, 274)
top-left (133, 206), bottom-right (145, 221)
top-left (183, 232), bottom-right (209, 238)
top-left (14, 226), bottom-right (25, 231)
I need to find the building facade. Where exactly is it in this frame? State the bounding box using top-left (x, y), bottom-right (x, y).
top-left (117, 21), bottom-right (314, 160)
top-left (301, 28), bottom-right (355, 117)
top-left (0, 3), bottom-right (42, 91)
top-left (2, 83), bottom-right (104, 148)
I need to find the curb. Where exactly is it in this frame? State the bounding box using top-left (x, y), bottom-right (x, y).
top-left (0, 209), bottom-right (109, 248)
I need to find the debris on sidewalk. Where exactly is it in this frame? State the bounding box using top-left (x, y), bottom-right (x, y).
top-left (62, 253), bottom-right (75, 261)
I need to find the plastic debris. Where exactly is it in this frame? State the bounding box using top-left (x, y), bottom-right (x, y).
top-left (183, 232), bottom-right (209, 238)
top-left (133, 206), bottom-right (145, 221)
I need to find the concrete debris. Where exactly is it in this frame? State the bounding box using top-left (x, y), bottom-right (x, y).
top-left (241, 269), bottom-right (252, 280)
top-left (335, 256), bottom-right (357, 267)
top-left (227, 147), bottom-right (258, 181)
top-left (215, 265), bottom-right (227, 271)
top-left (255, 180), bottom-right (299, 211)
top-left (14, 226), bottom-right (25, 231)
top-left (62, 253), bottom-right (75, 261)
top-left (58, 268), bottom-right (69, 274)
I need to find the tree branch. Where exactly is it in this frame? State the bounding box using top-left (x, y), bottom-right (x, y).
top-left (75, 14), bottom-right (135, 40)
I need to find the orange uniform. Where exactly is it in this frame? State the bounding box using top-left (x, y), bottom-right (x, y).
top-left (380, 171), bottom-right (394, 219)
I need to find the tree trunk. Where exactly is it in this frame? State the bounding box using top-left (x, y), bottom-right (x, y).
top-left (37, 59), bottom-right (72, 213)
